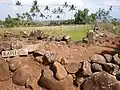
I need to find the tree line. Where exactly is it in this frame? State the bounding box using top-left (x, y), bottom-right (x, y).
top-left (0, 0), bottom-right (116, 27)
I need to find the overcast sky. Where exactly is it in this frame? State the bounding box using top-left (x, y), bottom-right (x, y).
top-left (0, 0), bottom-right (120, 20)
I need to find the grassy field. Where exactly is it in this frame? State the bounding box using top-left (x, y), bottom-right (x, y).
top-left (0, 25), bottom-right (92, 40)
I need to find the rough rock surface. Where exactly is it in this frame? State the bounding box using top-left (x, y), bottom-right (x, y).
top-left (12, 65), bottom-right (32, 86)
top-left (91, 63), bottom-right (103, 72)
top-left (0, 58), bottom-right (11, 81)
top-left (43, 51), bottom-right (57, 65)
top-left (8, 56), bottom-right (23, 71)
top-left (90, 54), bottom-right (106, 64)
top-left (38, 68), bottom-right (74, 90)
top-left (52, 62), bottom-right (67, 80)
top-left (65, 62), bottom-right (82, 74)
top-left (82, 71), bottom-right (120, 90)
top-left (82, 60), bottom-right (92, 76)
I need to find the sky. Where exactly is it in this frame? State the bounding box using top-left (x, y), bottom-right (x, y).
top-left (0, 0), bottom-right (120, 20)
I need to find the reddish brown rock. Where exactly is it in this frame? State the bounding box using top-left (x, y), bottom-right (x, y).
top-left (65, 62), bottom-right (82, 74)
top-left (43, 51), bottom-right (57, 65)
top-left (82, 71), bottom-right (120, 90)
top-left (12, 65), bottom-right (32, 86)
top-left (8, 56), bottom-right (23, 71)
top-left (0, 58), bottom-right (11, 81)
top-left (52, 62), bottom-right (67, 80)
top-left (38, 68), bottom-right (75, 90)
top-left (82, 60), bottom-right (92, 76)
top-left (90, 54), bottom-right (106, 64)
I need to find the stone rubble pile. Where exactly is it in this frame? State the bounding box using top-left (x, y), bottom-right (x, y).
top-left (0, 38), bottom-right (120, 90)
top-left (82, 23), bottom-right (106, 44)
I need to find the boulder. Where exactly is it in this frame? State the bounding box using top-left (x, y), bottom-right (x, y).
top-left (82, 60), bottom-right (92, 76)
top-left (90, 54), bottom-right (106, 64)
top-left (52, 62), bottom-right (67, 80)
top-left (0, 41), bottom-right (11, 51)
top-left (60, 57), bottom-right (68, 65)
top-left (0, 58), bottom-right (11, 81)
top-left (8, 56), bottom-right (23, 71)
top-left (82, 71), bottom-right (120, 90)
top-left (55, 35), bottom-right (63, 41)
top-left (43, 51), bottom-right (57, 65)
top-left (20, 31), bottom-right (29, 38)
top-left (103, 63), bottom-right (119, 75)
top-left (11, 40), bottom-right (23, 49)
top-left (65, 62), bottom-right (82, 74)
top-left (113, 54), bottom-right (120, 65)
top-left (91, 63), bottom-right (103, 72)
top-left (38, 68), bottom-right (74, 90)
top-left (34, 49), bottom-right (46, 56)
top-left (35, 56), bottom-right (43, 63)
top-left (12, 65), bottom-right (32, 86)
top-left (74, 77), bottom-right (85, 87)
top-left (29, 30), bottom-right (43, 39)
top-left (62, 35), bottom-right (71, 41)
top-left (104, 54), bottom-right (113, 63)
top-left (4, 31), bottom-right (13, 37)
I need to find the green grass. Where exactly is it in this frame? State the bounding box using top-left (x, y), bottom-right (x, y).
top-left (0, 25), bottom-right (92, 40)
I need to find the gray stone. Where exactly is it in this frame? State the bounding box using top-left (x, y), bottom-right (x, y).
top-left (74, 77), bottom-right (85, 87)
top-left (104, 54), bottom-right (113, 63)
top-left (113, 54), bottom-right (120, 65)
top-left (103, 63), bottom-right (119, 75)
top-left (35, 56), bottom-right (43, 63)
top-left (82, 60), bottom-right (92, 76)
top-left (92, 63), bottom-right (103, 72)
top-left (90, 54), bottom-right (106, 64)
top-left (82, 71), bottom-right (120, 90)
top-left (43, 51), bottom-right (57, 65)
top-left (11, 40), bottom-right (23, 49)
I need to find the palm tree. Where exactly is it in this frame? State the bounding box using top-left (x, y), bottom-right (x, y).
top-left (62, 2), bottom-right (68, 21)
top-left (40, 13), bottom-right (45, 21)
top-left (8, 14), bottom-right (11, 19)
top-left (16, 1), bottom-right (22, 16)
top-left (16, 13), bottom-right (21, 19)
top-left (30, 0), bottom-right (40, 21)
top-left (44, 5), bottom-right (50, 25)
top-left (69, 4), bottom-right (76, 24)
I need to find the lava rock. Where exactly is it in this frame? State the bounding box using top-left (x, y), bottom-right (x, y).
top-left (12, 65), bottom-right (32, 86)
top-left (91, 63), bottom-right (103, 72)
top-left (52, 62), bottom-right (67, 80)
top-left (65, 62), bottom-right (82, 74)
top-left (90, 54), bottom-right (106, 64)
top-left (74, 77), bottom-right (85, 87)
top-left (82, 71), bottom-right (120, 90)
top-left (0, 58), bottom-right (11, 81)
top-left (60, 57), bottom-right (68, 65)
top-left (35, 56), bottom-right (43, 63)
top-left (8, 56), bottom-right (23, 71)
top-left (82, 60), bottom-right (92, 76)
top-left (43, 51), bottom-right (57, 65)
top-left (113, 54), bottom-right (120, 65)
top-left (20, 31), bottom-right (29, 38)
top-left (38, 68), bottom-right (74, 90)
top-left (104, 54), bottom-right (113, 63)
top-left (11, 40), bottom-right (23, 49)
top-left (103, 63), bottom-right (119, 75)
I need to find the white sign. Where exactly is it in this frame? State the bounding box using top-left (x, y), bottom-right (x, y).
top-left (2, 49), bottom-right (28, 58)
